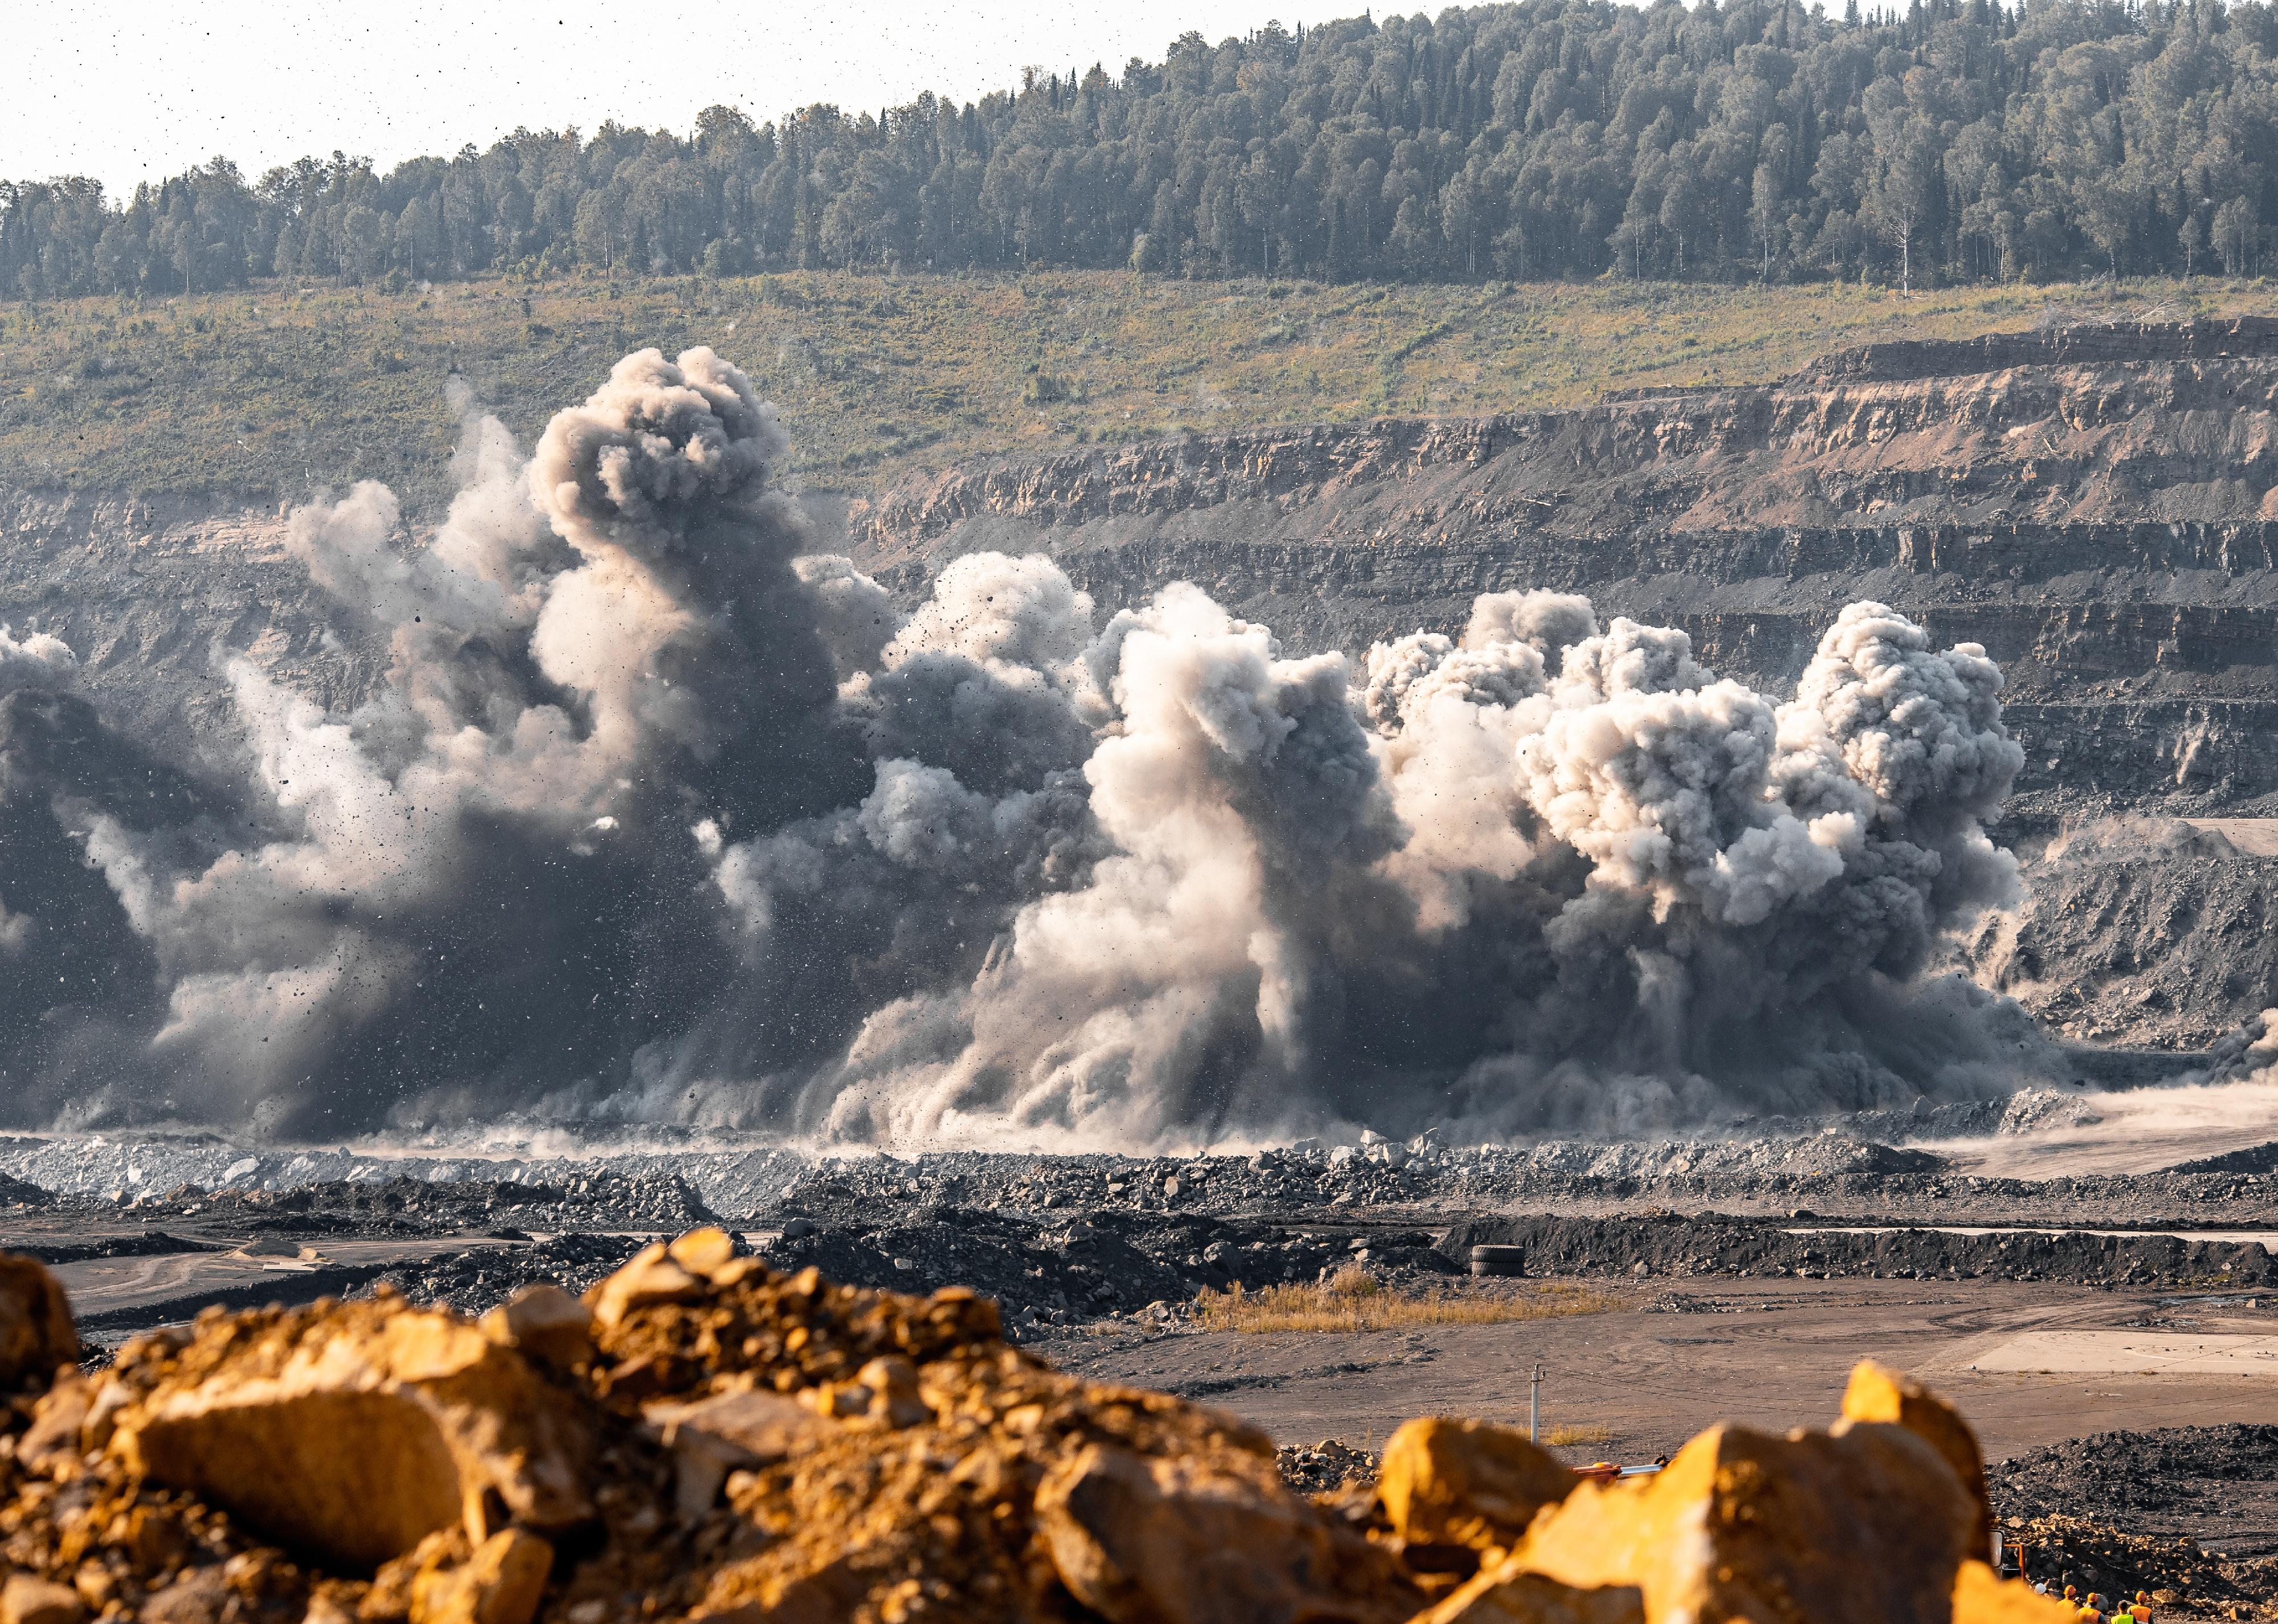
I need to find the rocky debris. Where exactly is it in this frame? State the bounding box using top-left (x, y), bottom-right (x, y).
top-left (1349, 1374), bottom-right (2060, 1623)
top-left (1277, 1439), bottom-right (1380, 1496)
top-left (1, 1572), bottom-right (84, 1624)
top-left (370, 1235), bottom-right (650, 1320)
top-left (410, 1528), bottom-right (552, 1624)
top-left (0, 1173), bottom-right (50, 1210)
top-left (1445, 1212), bottom-right (2278, 1291)
top-left (1478, 1423), bottom-right (1984, 1623)
top-left (761, 1206), bottom-right (1448, 1332)
top-left (104, 1174), bottom-right (719, 1235)
top-left (747, 1137), bottom-right (2278, 1233)
top-left (0, 1257), bottom-right (77, 1390)
top-left (107, 1294), bottom-right (597, 1566)
top-left (1961, 820), bottom-right (2278, 1050)
top-left (1037, 1442), bottom-right (1413, 1624)
top-left (0, 1238), bottom-right (2077, 1624)
top-left (1991, 1425), bottom-right (2278, 1557)
top-left (2001, 1516), bottom-right (2272, 1617)
top-left (35, 1123), bottom-right (2278, 1240)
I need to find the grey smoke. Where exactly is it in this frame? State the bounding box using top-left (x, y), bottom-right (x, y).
top-left (0, 346), bottom-right (2067, 1145)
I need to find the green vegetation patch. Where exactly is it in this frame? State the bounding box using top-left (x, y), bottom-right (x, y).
top-left (0, 270), bottom-right (2263, 515)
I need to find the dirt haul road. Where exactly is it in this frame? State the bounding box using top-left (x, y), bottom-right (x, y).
top-left (1040, 1278), bottom-right (2278, 1545)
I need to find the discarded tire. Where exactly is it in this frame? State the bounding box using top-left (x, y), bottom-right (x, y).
top-left (1471, 1244), bottom-right (1526, 1278)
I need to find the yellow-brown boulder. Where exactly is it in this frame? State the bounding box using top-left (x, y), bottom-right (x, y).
top-left (478, 1285), bottom-right (592, 1373)
top-left (1513, 1421), bottom-right (1977, 1624)
top-left (1952, 1560), bottom-right (2081, 1623)
top-left (643, 1385), bottom-right (840, 1519)
top-left (0, 1256), bottom-right (77, 1392)
top-left (0, 1574), bottom-right (85, 1624)
top-left (1838, 1360), bottom-right (1992, 1561)
top-left (1036, 1440), bottom-right (1418, 1624)
top-left (410, 1529), bottom-right (553, 1624)
top-left (1411, 1559), bottom-right (1644, 1624)
top-left (1377, 1417), bottom-right (1576, 1550)
top-left (110, 1298), bottom-right (593, 1569)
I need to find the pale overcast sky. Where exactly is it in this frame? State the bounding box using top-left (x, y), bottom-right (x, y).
top-left (11, 0), bottom-right (1314, 196)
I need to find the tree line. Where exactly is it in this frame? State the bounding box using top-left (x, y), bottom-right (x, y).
top-left (6, 0), bottom-right (2278, 299)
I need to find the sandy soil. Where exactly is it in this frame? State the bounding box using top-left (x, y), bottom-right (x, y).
top-left (2186, 818), bottom-right (2278, 856)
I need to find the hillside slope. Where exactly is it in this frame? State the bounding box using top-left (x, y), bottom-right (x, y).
top-left (5, 271), bottom-right (2263, 511)
top-left (855, 318), bottom-right (2278, 808)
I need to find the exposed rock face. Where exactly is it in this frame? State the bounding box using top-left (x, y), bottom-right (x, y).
top-left (853, 320), bottom-right (2278, 810)
top-left (0, 1241), bottom-right (2071, 1624)
top-left (1958, 815), bottom-right (2278, 1048)
top-left (0, 487), bottom-right (383, 753)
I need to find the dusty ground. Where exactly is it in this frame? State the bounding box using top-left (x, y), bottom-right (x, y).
top-left (1036, 1278), bottom-right (2278, 1550)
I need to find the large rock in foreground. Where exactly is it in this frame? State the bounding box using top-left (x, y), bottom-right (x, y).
top-left (0, 1256), bottom-right (75, 1392)
top-left (0, 1241), bottom-right (2075, 1624)
top-left (109, 1293), bottom-right (595, 1568)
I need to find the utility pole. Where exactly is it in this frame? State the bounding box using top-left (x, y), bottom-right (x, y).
top-left (1530, 1361), bottom-right (1545, 1443)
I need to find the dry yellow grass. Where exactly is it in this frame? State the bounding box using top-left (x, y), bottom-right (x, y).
top-left (1543, 1423), bottom-right (1613, 1447)
top-left (1192, 1270), bottom-right (1621, 1335)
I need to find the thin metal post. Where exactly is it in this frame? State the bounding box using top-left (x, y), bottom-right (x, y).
top-left (1530, 1360), bottom-right (1543, 1442)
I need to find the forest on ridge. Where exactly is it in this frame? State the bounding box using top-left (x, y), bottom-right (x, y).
top-left (6, 0), bottom-right (2278, 299)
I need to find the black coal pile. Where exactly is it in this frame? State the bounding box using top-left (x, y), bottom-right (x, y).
top-left (762, 1206), bottom-right (1452, 1331)
top-left (1444, 1213), bottom-right (2278, 1290)
top-left (9, 1231), bottom-right (218, 1266)
top-left (1992, 1426), bottom-right (2278, 1557)
top-left (101, 1171), bottom-right (719, 1233)
top-left (2169, 1142), bottom-right (2278, 1176)
top-left (368, 1232), bottom-right (652, 1315)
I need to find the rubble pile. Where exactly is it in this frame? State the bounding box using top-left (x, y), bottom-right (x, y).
top-left (1988, 1426), bottom-right (2278, 1607)
top-left (369, 1236), bottom-right (651, 1318)
top-left (1276, 1440), bottom-right (1380, 1496)
top-left (0, 1231), bottom-right (2084, 1624)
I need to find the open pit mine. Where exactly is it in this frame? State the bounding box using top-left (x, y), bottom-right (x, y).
top-left (10, 318), bottom-right (2278, 1616)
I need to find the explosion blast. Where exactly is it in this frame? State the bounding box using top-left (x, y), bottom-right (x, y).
top-left (0, 348), bottom-right (2063, 1145)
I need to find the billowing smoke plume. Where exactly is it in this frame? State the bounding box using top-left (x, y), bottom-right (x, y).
top-left (0, 347), bottom-right (2065, 1145)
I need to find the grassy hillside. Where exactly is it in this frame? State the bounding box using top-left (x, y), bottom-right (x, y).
top-left (1, 269), bottom-right (2269, 516)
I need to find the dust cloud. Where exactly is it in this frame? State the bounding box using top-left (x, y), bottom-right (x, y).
top-left (0, 348), bottom-right (2068, 1146)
